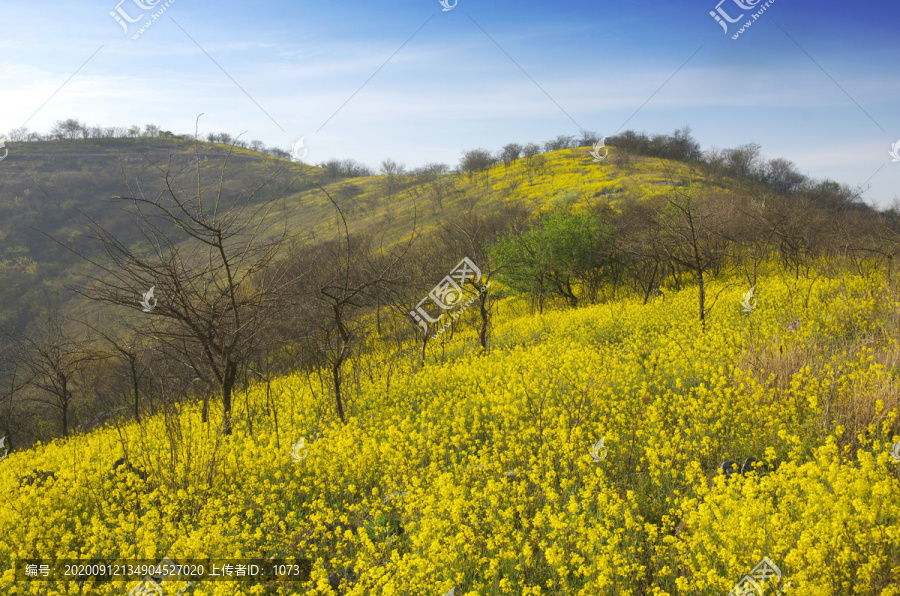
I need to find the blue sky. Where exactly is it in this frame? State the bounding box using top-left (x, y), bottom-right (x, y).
top-left (2, 0), bottom-right (899, 205)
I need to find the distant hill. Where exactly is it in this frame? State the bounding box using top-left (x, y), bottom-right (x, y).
top-left (0, 137), bottom-right (723, 334)
top-left (0, 138), bottom-right (314, 332)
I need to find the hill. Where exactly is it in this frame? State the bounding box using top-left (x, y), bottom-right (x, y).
top-left (1, 263), bottom-right (899, 594)
top-left (0, 136), bottom-right (720, 334)
top-left (0, 138), bottom-right (314, 332)
top-left (2, 131), bottom-right (899, 594)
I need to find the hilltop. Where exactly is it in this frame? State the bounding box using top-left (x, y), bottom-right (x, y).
top-left (0, 134), bottom-right (723, 334)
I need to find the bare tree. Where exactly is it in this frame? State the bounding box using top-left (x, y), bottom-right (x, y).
top-left (7, 306), bottom-right (104, 437)
top-left (867, 204), bottom-right (900, 278)
top-left (543, 135), bottom-right (574, 152)
top-left (724, 143), bottom-right (762, 179)
top-left (703, 147), bottom-right (728, 181)
top-left (379, 158), bottom-right (406, 177)
top-left (437, 205), bottom-right (527, 349)
top-left (459, 148), bottom-right (497, 184)
top-left (757, 192), bottom-right (826, 279)
top-left (656, 178), bottom-right (734, 326)
top-left (379, 158), bottom-right (407, 194)
top-left (6, 127), bottom-right (29, 142)
top-left (50, 118), bottom-right (87, 140)
top-left (616, 200), bottom-right (666, 305)
top-left (67, 125), bottom-right (305, 435)
top-left (81, 319), bottom-right (155, 424)
top-left (522, 143), bottom-right (541, 158)
top-left (0, 342), bottom-right (31, 452)
top-left (577, 130), bottom-right (600, 147)
top-left (759, 157), bottom-right (806, 193)
top-left (723, 188), bottom-right (780, 287)
top-left (499, 143), bottom-right (523, 168)
top-left (286, 186), bottom-right (414, 423)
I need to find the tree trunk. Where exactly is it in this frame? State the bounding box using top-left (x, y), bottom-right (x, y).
top-left (332, 360), bottom-right (345, 424)
top-left (222, 360), bottom-right (237, 435)
top-left (642, 262), bottom-right (659, 306)
top-left (376, 297), bottom-right (382, 335)
top-left (697, 268), bottom-right (706, 327)
top-left (61, 378), bottom-right (69, 438)
top-left (420, 332), bottom-right (429, 368)
top-left (131, 360), bottom-right (141, 423)
top-left (478, 286), bottom-right (489, 350)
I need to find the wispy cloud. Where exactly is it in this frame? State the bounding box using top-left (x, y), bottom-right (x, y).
top-left (1, 0), bottom-right (898, 204)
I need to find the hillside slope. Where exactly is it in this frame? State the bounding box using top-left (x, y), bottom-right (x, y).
top-left (0, 138), bottom-right (719, 334)
top-left (0, 138), bottom-right (314, 331)
top-left (2, 262), bottom-right (899, 595)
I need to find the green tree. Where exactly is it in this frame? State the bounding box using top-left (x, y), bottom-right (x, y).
top-left (492, 209), bottom-right (614, 312)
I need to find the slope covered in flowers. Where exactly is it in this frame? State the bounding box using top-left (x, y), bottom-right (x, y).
top-left (302, 147), bottom-right (715, 243)
top-left (2, 264), bottom-right (900, 595)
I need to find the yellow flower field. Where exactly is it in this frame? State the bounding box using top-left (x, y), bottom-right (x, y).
top-left (2, 262), bottom-right (899, 595)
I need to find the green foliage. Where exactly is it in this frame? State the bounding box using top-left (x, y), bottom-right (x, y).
top-left (492, 208), bottom-right (615, 308)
